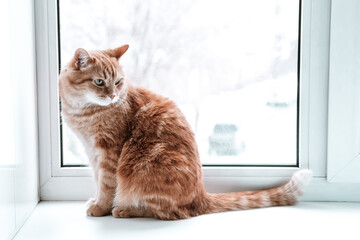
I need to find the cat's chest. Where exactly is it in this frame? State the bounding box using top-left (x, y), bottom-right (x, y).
top-left (64, 110), bottom-right (125, 148)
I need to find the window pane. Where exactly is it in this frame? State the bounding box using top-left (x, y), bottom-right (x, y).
top-left (59, 0), bottom-right (299, 166)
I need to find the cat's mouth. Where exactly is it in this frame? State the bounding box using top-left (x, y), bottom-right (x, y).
top-left (110, 95), bottom-right (120, 104)
top-left (84, 92), bottom-right (119, 106)
top-left (99, 96), bottom-right (119, 106)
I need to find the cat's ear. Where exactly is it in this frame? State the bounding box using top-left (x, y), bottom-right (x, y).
top-left (74, 48), bottom-right (92, 70)
top-left (112, 44), bottom-right (129, 60)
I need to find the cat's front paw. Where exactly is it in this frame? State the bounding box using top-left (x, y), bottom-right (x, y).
top-left (86, 198), bottom-right (110, 217)
top-left (112, 206), bottom-right (126, 218)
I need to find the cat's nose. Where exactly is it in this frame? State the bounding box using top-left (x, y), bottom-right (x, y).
top-left (109, 94), bottom-right (115, 99)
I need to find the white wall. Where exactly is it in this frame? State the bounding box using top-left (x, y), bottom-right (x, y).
top-left (0, 0), bottom-right (39, 239)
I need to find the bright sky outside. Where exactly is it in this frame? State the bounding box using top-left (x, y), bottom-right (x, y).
top-left (60, 0), bottom-right (299, 165)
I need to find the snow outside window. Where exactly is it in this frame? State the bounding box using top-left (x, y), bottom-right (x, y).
top-left (59, 0), bottom-right (300, 166)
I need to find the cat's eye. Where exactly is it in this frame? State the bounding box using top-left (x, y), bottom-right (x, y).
top-left (94, 79), bottom-right (105, 86)
top-left (115, 78), bottom-right (123, 86)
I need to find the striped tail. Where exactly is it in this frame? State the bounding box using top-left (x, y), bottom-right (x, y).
top-left (203, 170), bottom-right (312, 214)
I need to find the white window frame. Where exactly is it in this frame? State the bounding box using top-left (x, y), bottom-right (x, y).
top-left (327, 0), bottom-right (360, 183)
top-left (36, 0), bottom-right (360, 201)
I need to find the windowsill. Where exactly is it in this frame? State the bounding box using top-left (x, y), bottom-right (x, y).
top-left (13, 201), bottom-right (360, 240)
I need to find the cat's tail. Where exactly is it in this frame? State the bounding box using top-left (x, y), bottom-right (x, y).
top-left (201, 170), bottom-right (312, 214)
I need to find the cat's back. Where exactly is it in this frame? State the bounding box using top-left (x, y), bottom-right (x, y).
top-left (129, 86), bottom-right (194, 141)
top-left (119, 86), bottom-right (203, 199)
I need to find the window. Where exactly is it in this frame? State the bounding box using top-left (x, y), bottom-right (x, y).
top-left (38, 0), bottom-right (360, 201)
top-left (59, 0), bottom-right (300, 167)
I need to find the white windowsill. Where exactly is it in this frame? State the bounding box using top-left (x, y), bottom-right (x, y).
top-left (12, 201), bottom-right (360, 240)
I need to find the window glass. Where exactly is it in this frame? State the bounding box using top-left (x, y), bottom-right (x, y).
top-left (59, 0), bottom-right (300, 166)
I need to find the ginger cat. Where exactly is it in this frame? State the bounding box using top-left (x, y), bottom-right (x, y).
top-left (59, 45), bottom-right (311, 220)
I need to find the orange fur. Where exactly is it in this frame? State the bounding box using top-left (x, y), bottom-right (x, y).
top-left (59, 45), bottom-right (312, 220)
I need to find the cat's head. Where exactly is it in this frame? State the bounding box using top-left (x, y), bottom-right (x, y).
top-left (59, 45), bottom-right (129, 108)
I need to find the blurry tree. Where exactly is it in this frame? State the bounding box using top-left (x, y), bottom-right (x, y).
top-left (60, 0), bottom-right (299, 165)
